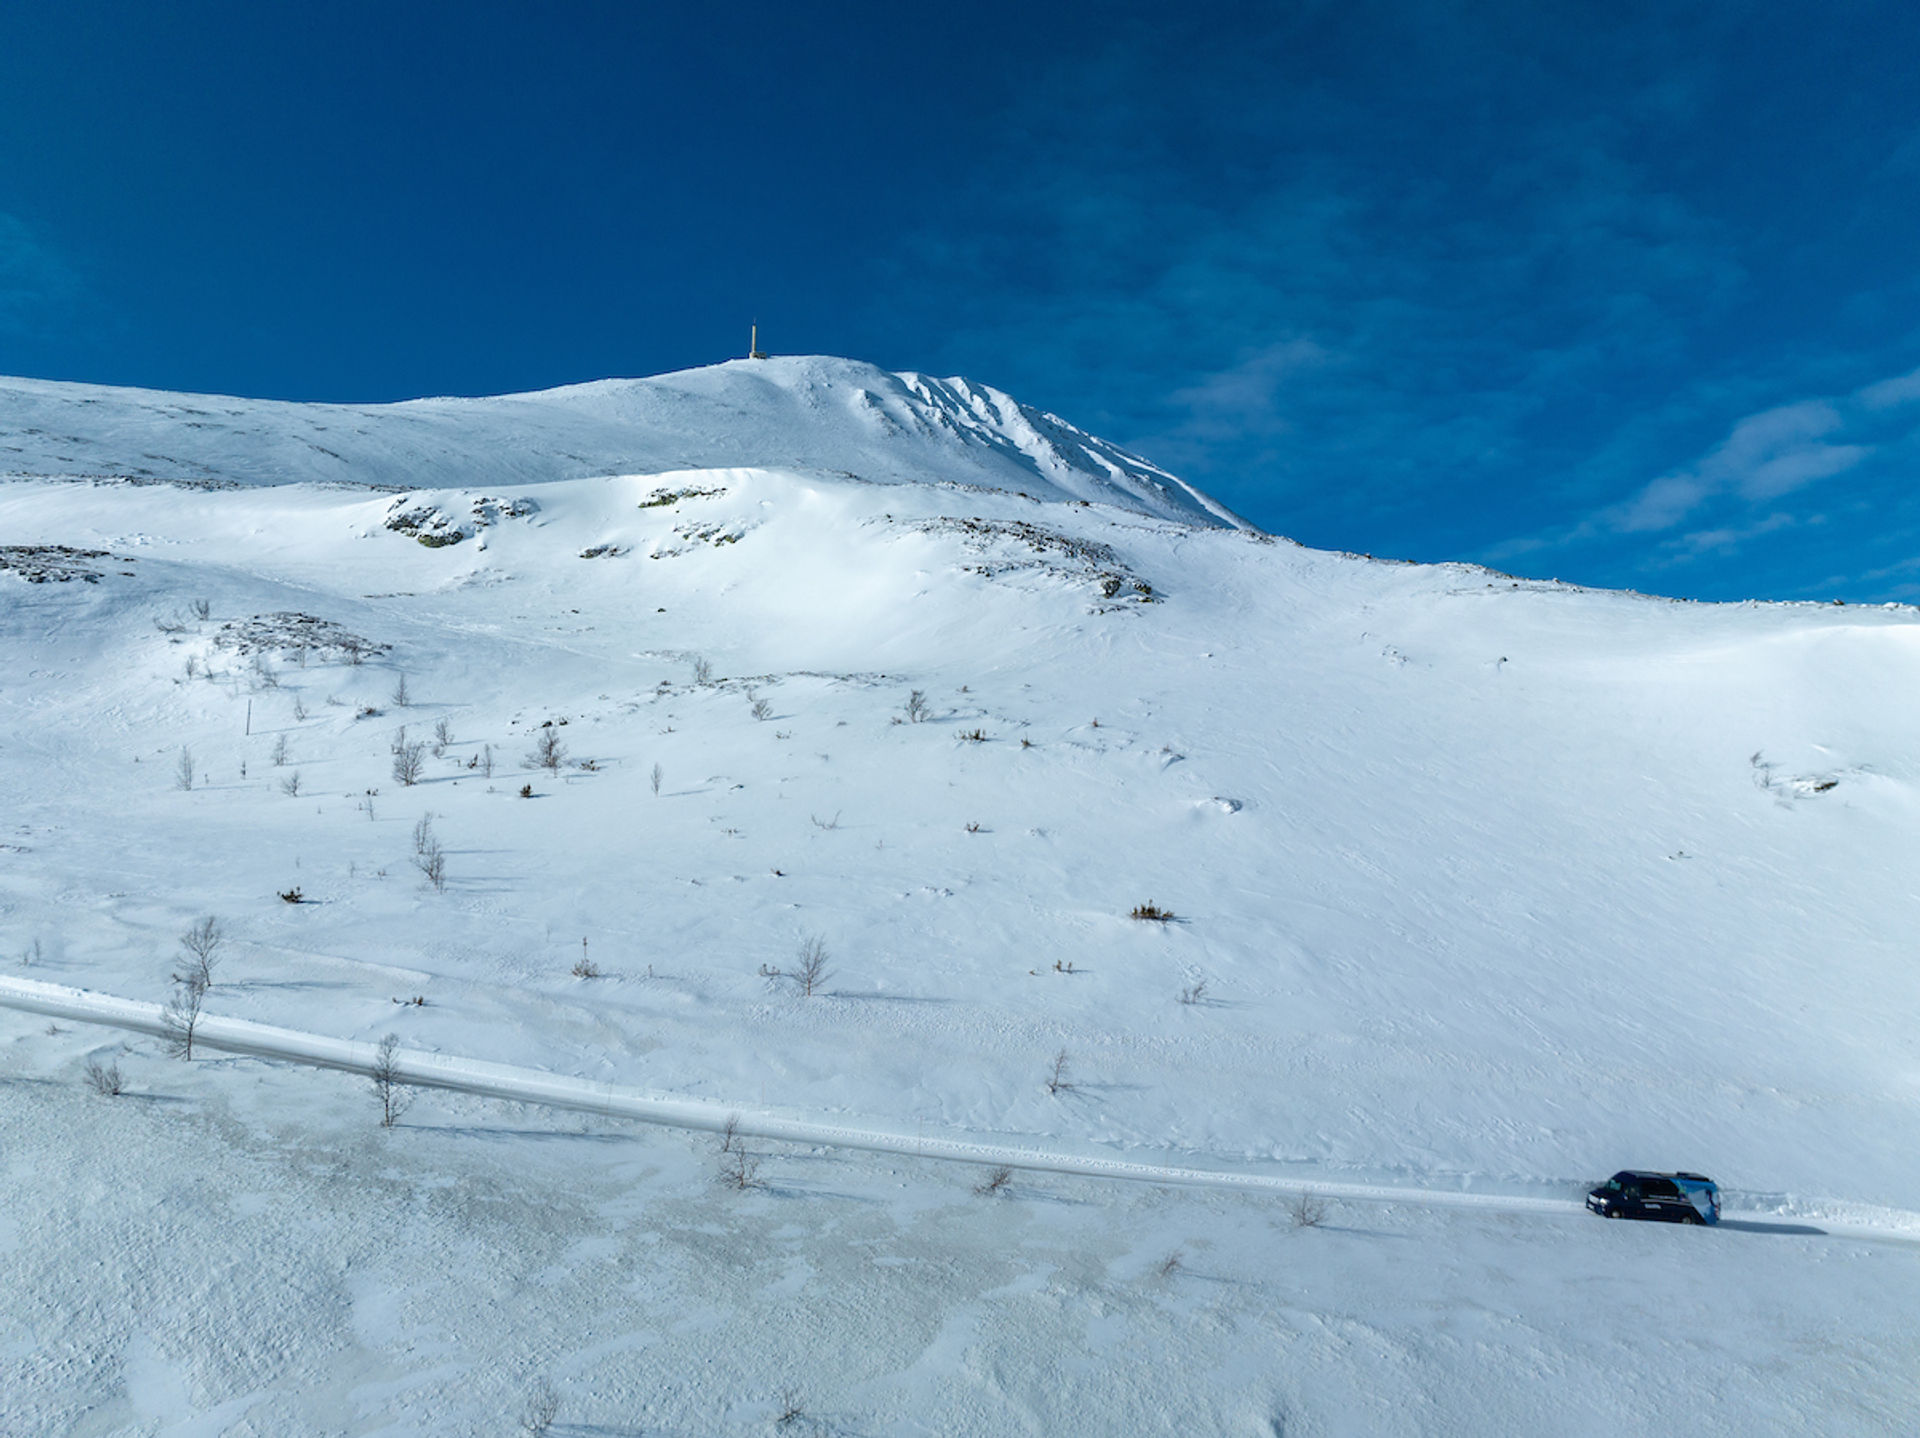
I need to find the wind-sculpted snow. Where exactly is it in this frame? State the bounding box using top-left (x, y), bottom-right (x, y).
top-left (0, 355), bottom-right (1249, 528)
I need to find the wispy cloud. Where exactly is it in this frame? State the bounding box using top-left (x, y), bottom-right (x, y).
top-left (1488, 363), bottom-right (1920, 595)
top-left (0, 212), bottom-right (79, 336)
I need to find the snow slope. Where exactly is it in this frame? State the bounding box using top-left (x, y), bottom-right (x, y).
top-left (2, 362), bottom-right (1917, 1434)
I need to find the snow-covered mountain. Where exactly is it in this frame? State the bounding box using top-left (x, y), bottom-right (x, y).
top-left (2, 359), bottom-right (1916, 1434)
top-left (0, 354), bottom-right (1248, 528)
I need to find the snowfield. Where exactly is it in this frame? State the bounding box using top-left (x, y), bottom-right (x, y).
top-left (2, 357), bottom-right (1917, 1434)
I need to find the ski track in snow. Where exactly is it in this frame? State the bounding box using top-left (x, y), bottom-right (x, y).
top-left (8, 975), bottom-right (1916, 1247)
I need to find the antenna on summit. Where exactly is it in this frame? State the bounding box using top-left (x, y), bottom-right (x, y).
top-left (748, 322), bottom-right (768, 361)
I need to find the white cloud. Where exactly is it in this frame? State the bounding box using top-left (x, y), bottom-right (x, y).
top-left (1604, 397), bottom-right (1873, 536)
top-left (1855, 366), bottom-right (1920, 411)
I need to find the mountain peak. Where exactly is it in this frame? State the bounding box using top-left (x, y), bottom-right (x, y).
top-left (0, 356), bottom-right (1252, 529)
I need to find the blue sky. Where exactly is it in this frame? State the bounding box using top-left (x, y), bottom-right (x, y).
top-left (3, 2), bottom-right (1918, 601)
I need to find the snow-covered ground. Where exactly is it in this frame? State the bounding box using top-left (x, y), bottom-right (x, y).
top-left (2, 357), bottom-right (1917, 1434)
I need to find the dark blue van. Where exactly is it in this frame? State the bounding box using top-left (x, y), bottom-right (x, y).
top-left (1587, 1171), bottom-right (1719, 1225)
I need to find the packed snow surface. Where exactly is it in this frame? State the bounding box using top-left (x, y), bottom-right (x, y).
top-left (1, 359), bottom-right (1916, 1434)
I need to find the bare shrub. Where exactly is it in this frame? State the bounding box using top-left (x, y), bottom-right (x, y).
top-left (161, 971), bottom-right (209, 1059)
top-left (280, 770), bottom-right (302, 797)
top-left (518, 783), bottom-right (533, 798)
top-left (810, 811), bottom-right (840, 830)
top-left (1178, 979), bottom-right (1207, 1005)
top-left (481, 743), bottom-right (494, 779)
top-left (774, 1389), bottom-right (805, 1428)
top-left (974, 1165), bottom-right (1013, 1197)
top-left (292, 696), bottom-right (308, 721)
top-left (174, 748), bottom-right (194, 791)
top-left (178, 916), bottom-right (223, 988)
top-left (371, 1032), bottom-right (411, 1127)
top-left (85, 1058), bottom-right (124, 1097)
top-left (750, 696), bottom-right (773, 721)
top-left (1289, 1191), bottom-right (1329, 1229)
top-left (519, 1378), bottom-right (559, 1436)
top-left (432, 717), bottom-right (452, 754)
top-left (393, 740), bottom-right (426, 786)
top-left (959, 728), bottom-right (986, 742)
top-left (650, 761), bottom-right (663, 796)
top-left (690, 655), bottom-right (713, 685)
top-left (279, 886), bottom-right (304, 904)
top-left (190, 597), bottom-right (211, 621)
top-left (269, 733), bottom-right (289, 767)
top-left (391, 672), bottom-right (410, 707)
top-left (1158, 1250), bottom-right (1185, 1279)
top-left (413, 827), bottom-right (446, 892)
top-left (527, 727), bottom-right (567, 774)
top-left (1130, 902), bottom-right (1174, 921)
top-left (1044, 1049), bottom-right (1074, 1095)
top-left (904, 689), bottom-right (930, 723)
top-left (571, 954), bottom-right (600, 979)
top-left (720, 1146), bottom-right (762, 1190)
top-left (719, 1113), bottom-right (741, 1154)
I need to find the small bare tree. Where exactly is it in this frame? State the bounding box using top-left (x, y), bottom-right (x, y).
top-left (1289, 1191), bottom-right (1329, 1229)
top-left (905, 689), bottom-right (930, 723)
top-left (480, 743), bottom-right (494, 779)
top-left (190, 597), bottom-right (212, 621)
top-left (719, 1112), bottom-right (741, 1154)
top-left (650, 761), bottom-right (663, 796)
top-left (270, 733), bottom-right (290, 766)
top-left (528, 727), bottom-right (567, 774)
top-left (85, 1058), bottom-right (125, 1096)
top-left (1044, 1049), bottom-right (1073, 1096)
top-left (178, 916), bottom-right (223, 988)
top-left (412, 813), bottom-right (436, 855)
top-left (793, 935), bottom-right (831, 996)
top-left (690, 655), bottom-right (713, 685)
top-left (391, 672), bottom-right (410, 707)
top-left (432, 717), bottom-right (452, 754)
top-left (175, 747), bottom-right (195, 791)
top-left (280, 770), bottom-right (302, 797)
top-left (1178, 978), bottom-right (1207, 1005)
top-left (750, 697), bottom-right (773, 721)
top-left (161, 970), bottom-right (209, 1059)
top-left (393, 739), bottom-right (426, 786)
top-left (292, 696), bottom-right (308, 721)
top-left (371, 1032), bottom-right (411, 1127)
top-left (519, 1378), bottom-right (559, 1436)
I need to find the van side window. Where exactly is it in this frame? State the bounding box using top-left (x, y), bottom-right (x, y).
top-left (1641, 1179), bottom-right (1679, 1198)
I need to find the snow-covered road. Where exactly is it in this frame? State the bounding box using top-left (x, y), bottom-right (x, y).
top-left (8, 975), bottom-right (1910, 1243)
